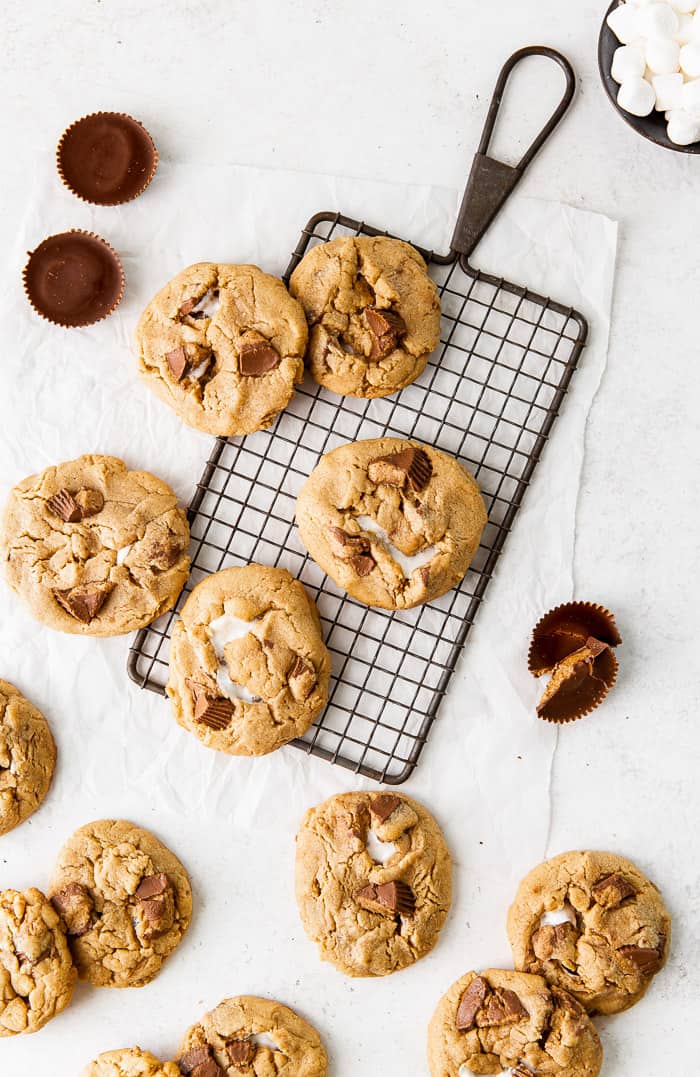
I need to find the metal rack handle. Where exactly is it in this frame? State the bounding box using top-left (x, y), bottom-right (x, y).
top-left (450, 46), bottom-right (576, 259)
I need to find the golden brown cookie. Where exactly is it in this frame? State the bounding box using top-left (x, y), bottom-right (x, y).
top-left (290, 235), bottom-right (441, 398)
top-left (296, 437), bottom-right (487, 609)
top-left (135, 262), bottom-right (308, 436)
top-left (507, 850), bottom-right (671, 1015)
top-left (167, 564), bottom-right (330, 756)
top-left (295, 791), bottom-right (452, 977)
top-left (0, 887), bottom-right (76, 1035)
top-left (48, 819), bottom-right (192, 988)
top-left (176, 995), bottom-right (327, 1077)
top-left (81, 1047), bottom-right (180, 1077)
top-left (0, 455), bottom-right (190, 637)
top-left (0, 681), bottom-right (56, 836)
top-left (427, 968), bottom-right (603, 1077)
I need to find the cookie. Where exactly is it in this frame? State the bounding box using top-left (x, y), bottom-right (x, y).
top-left (176, 995), bottom-right (327, 1077)
top-left (135, 262), bottom-right (308, 436)
top-left (0, 887), bottom-right (76, 1035)
top-left (289, 235), bottom-right (441, 398)
top-left (507, 850), bottom-right (671, 1015)
top-left (167, 564), bottom-right (331, 756)
top-left (48, 819), bottom-right (192, 988)
top-left (296, 438), bottom-right (487, 609)
top-left (0, 680), bottom-right (56, 836)
top-left (427, 968), bottom-right (602, 1077)
top-left (295, 791), bottom-right (451, 977)
top-left (82, 1048), bottom-right (180, 1077)
top-left (0, 455), bottom-right (190, 637)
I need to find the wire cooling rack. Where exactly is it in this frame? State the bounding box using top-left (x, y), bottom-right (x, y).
top-left (128, 48), bottom-right (588, 784)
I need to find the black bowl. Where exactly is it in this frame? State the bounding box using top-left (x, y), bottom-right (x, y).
top-left (598, 0), bottom-right (700, 154)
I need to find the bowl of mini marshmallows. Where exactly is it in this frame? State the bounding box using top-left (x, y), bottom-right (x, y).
top-left (599, 0), bottom-right (700, 151)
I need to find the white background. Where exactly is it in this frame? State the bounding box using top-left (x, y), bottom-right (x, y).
top-left (2, 1), bottom-right (699, 1074)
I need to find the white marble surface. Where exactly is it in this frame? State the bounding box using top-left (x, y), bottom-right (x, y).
top-left (1, 1), bottom-right (699, 1074)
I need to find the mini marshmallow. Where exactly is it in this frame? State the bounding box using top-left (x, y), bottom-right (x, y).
top-left (617, 75), bottom-right (657, 114)
top-left (681, 75), bottom-right (700, 110)
top-left (640, 2), bottom-right (679, 35)
top-left (667, 107), bottom-right (700, 141)
top-left (680, 39), bottom-right (700, 73)
top-left (612, 43), bottom-right (647, 82)
top-left (674, 12), bottom-right (695, 42)
top-left (653, 71), bottom-right (685, 108)
top-left (646, 35), bottom-right (681, 72)
top-left (607, 3), bottom-right (642, 43)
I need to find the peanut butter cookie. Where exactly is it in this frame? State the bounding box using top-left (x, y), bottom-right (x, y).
top-left (428, 968), bottom-right (602, 1077)
top-left (82, 1048), bottom-right (180, 1077)
top-left (48, 819), bottom-right (192, 988)
top-left (135, 262), bottom-right (308, 436)
top-left (507, 850), bottom-right (671, 1015)
top-left (290, 235), bottom-right (441, 398)
top-left (296, 437), bottom-right (487, 609)
top-left (295, 791), bottom-right (452, 977)
top-left (0, 887), bottom-right (76, 1035)
top-left (167, 565), bottom-right (330, 756)
top-left (176, 996), bottom-right (327, 1077)
top-left (0, 455), bottom-right (190, 636)
top-left (0, 681), bottom-right (56, 836)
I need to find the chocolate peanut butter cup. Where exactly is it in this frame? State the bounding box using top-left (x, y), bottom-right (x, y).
top-left (23, 230), bottom-right (124, 327)
top-left (57, 112), bottom-right (157, 205)
top-left (528, 601), bottom-right (621, 724)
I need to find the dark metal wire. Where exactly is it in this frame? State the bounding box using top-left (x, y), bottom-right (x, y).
top-left (127, 211), bottom-right (588, 785)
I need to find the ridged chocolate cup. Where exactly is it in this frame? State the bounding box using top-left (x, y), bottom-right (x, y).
top-left (23, 230), bottom-right (125, 327)
top-left (57, 112), bottom-right (158, 206)
top-left (529, 601), bottom-right (621, 725)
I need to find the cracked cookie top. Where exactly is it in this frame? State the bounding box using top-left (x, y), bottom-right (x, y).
top-left (507, 850), bottom-right (671, 1015)
top-left (167, 565), bottom-right (330, 757)
top-left (135, 262), bottom-right (308, 436)
top-left (428, 968), bottom-right (603, 1077)
top-left (290, 235), bottom-right (441, 399)
top-left (0, 680), bottom-right (56, 836)
top-left (0, 886), bottom-right (76, 1035)
top-left (82, 1047), bottom-right (180, 1077)
top-left (0, 454), bottom-right (190, 637)
top-left (296, 437), bottom-right (487, 609)
top-left (176, 995), bottom-right (327, 1077)
top-left (48, 819), bottom-right (192, 988)
top-left (295, 791), bottom-right (452, 977)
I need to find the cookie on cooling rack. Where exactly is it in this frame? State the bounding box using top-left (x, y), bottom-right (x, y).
top-left (0, 454), bottom-right (190, 637)
top-left (289, 235), bottom-right (441, 398)
top-left (295, 437), bottom-right (487, 610)
top-left (167, 564), bottom-right (330, 756)
top-left (295, 790), bottom-right (452, 977)
top-left (48, 819), bottom-right (192, 989)
top-left (507, 850), bottom-right (671, 1015)
top-left (176, 996), bottom-right (328, 1077)
top-left (0, 680), bottom-right (56, 836)
top-left (135, 262), bottom-right (308, 436)
top-left (427, 968), bottom-right (603, 1077)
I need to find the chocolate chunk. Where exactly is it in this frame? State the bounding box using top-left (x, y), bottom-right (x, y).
top-left (75, 488), bottom-right (105, 517)
top-left (532, 922), bottom-right (578, 970)
top-left (57, 112), bottom-right (156, 206)
top-left (367, 447), bottom-right (433, 493)
top-left (591, 872), bottom-right (636, 909)
top-left (179, 297), bottom-right (198, 318)
top-left (536, 638), bottom-right (618, 724)
top-left (189, 310), bottom-right (207, 321)
top-left (355, 880), bottom-right (415, 917)
top-left (529, 601), bottom-right (622, 676)
top-left (477, 987), bottom-right (529, 1027)
top-left (53, 583), bottom-right (112, 623)
top-left (47, 489), bottom-right (82, 522)
top-left (135, 872), bottom-right (169, 900)
top-left (328, 526), bottom-right (370, 559)
top-left (23, 231), bottom-right (124, 327)
top-left (371, 794), bottom-right (401, 823)
top-left (288, 655), bottom-right (317, 703)
top-left (455, 976), bottom-right (489, 1031)
top-left (365, 306), bottom-right (406, 359)
top-left (179, 1046), bottom-right (216, 1075)
top-left (349, 553), bottom-right (376, 576)
top-left (146, 536), bottom-right (184, 570)
top-left (50, 882), bottom-right (93, 937)
top-left (167, 345), bottom-right (190, 381)
top-left (239, 340), bottom-right (281, 376)
top-left (419, 565), bottom-right (430, 586)
top-left (227, 1040), bottom-right (255, 1068)
top-left (618, 945), bottom-right (664, 976)
top-left (187, 682), bottom-right (235, 729)
top-left (192, 1064), bottom-right (223, 1077)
